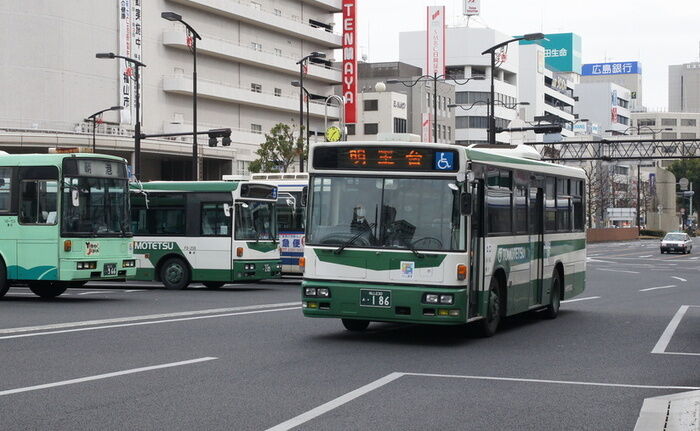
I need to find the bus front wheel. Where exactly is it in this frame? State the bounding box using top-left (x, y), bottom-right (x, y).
top-left (0, 260), bottom-right (9, 298)
top-left (160, 258), bottom-right (191, 290)
top-left (342, 319), bottom-right (370, 332)
top-left (543, 270), bottom-right (561, 319)
top-left (478, 277), bottom-right (502, 337)
top-left (28, 282), bottom-right (68, 299)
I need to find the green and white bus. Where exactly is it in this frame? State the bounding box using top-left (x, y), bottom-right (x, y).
top-left (130, 181), bottom-right (281, 289)
top-left (302, 141), bottom-right (586, 336)
top-left (0, 152), bottom-right (136, 299)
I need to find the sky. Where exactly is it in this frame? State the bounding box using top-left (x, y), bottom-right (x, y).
top-left (346, 0), bottom-right (700, 111)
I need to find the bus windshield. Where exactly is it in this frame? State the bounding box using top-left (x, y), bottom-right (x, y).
top-left (308, 176), bottom-right (463, 251)
top-left (276, 192), bottom-right (305, 232)
top-left (235, 201), bottom-right (276, 240)
top-left (62, 177), bottom-right (130, 236)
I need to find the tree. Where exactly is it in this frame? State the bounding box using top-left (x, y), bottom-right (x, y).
top-left (667, 159), bottom-right (700, 217)
top-left (248, 123), bottom-right (306, 173)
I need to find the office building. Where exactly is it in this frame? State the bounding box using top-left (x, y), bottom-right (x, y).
top-left (576, 82), bottom-right (632, 134)
top-left (346, 90), bottom-right (409, 141)
top-left (669, 62), bottom-right (700, 112)
top-left (0, 0), bottom-right (341, 180)
top-left (581, 61), bottom-right (643, 111)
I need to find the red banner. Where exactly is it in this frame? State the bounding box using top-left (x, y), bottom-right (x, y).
top-left (342, 0), bottom-right (357, 124)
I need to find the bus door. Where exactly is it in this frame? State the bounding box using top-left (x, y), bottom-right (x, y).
top-left (468, 180), bottom-right (483, 318)
top-left (195, 197), bottom-right (233, 282)
top-left (529, 186), bottom-right (545, 304)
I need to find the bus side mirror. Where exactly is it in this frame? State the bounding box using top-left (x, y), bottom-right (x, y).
top-left (460, 192), bottom-right (472, 216)
top-left (71, 189), bottom-right (80, 207)
top-left (301, 186), bottom-right (308, 207)
top-left (223, 203), bottom-right (231, 217)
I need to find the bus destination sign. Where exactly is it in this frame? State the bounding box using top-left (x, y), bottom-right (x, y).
top-left (313, 147), bottom-right (458, 172)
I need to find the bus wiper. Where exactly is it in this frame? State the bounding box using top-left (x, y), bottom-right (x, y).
top-left (399, 237), bottom-right (424, 259)
top-left (334, 223), bottom-right (376, 255)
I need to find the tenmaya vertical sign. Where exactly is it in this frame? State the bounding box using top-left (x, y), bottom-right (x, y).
top-left (426, 6), bottom-right (446, 77)
top-left (342, 0), bottom-right (357, 124)
top-left (118, 0), bottom-right (143, 125)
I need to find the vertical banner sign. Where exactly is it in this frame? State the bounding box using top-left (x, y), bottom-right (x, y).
top-left (118, 0), bottom-right (143, 125)
top-left (421, 113), bottom-right (432, 142)
top-left (426, 6), bottom-right (446, 77)
top-left (342, 0), bottom-right (357, 124)
top-left (463, 0), bottom-right (480, 16)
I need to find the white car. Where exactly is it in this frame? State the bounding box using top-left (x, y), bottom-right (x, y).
top-left (660, 232), bottom-right (693, 254)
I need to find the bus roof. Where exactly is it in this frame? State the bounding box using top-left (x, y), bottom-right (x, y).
top-left (466, 146), bottom-right (586, 179)
top-left (133, 181), bottom-right (240, 193)
top-left (0, 152), bottom-right (127, 166)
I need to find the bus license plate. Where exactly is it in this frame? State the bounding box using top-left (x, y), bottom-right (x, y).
top-left (360, 289), bottom-right (391, 308)
top-left (104, 263), bottom-right (117, 276)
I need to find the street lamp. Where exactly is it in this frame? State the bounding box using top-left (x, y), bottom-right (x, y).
top-left (481, 32), bottom-right (544, 145)
top-left (96, 52), bottom-right (146, 178)
top-left (162, 11), bottom-right (202, 181)
top-left (296, 51), bottom-right (326, 172)
top-left (387, 74), bottom-right (485, 143)
top-left (291, 81), bottom-right (311, 157)
top-left (87, 106), bottom-right (123, 153)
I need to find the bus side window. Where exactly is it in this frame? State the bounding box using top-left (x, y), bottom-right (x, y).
top-left (19, 180), bottom-right (58, 225)
top-left (0, 167), bottom-right (12, 213)
top-left (545, 177), bottom-right (556, 232)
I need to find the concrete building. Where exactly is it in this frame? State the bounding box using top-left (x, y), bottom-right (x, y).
top-left (632, 112), bottom-right (700, 140)
top-left (346, 90), bottom-right (409, 141)
top-left (669, 62), bottom-right (700, 112)
top-left (581, 61), bottom-right (643, 111)
top-left (399, 27), bottom-right (519, 146)
top-left (0, 0), bottom-right (341, 180)
top-left (356, 62), bottom-right (455, 144)
top-left (576, 82), bottom-right (632, 135)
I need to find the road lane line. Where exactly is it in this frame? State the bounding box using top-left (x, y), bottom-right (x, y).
top-left (652, 305), bottom-right (690, 354)
top-left (0, 357), bottom-right (217, 397)
top-left (266, 372), bottom-right (405, 431)
top-left (403, 372), bottom-right (700, 391)
top-left (597, 268), bottom-right (640, 274)
top-left (640, 285), bottom-right (677, 292)
top-left (0, 307), bottom-right (300, 340)
top-left (671, 276), bottom-right (687, 282)
top-left (562, 296), bottom-right (601, 304)
top-left (0, 302), bottom-right (300, 335)
top-left (639, 255), bottom-right (653, 258)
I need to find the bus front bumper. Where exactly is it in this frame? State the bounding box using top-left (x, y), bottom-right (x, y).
top-left (233, 260), bottom-right (282, 280)
top-left (59, 258), bottom-right (137, 281)
top-left (302, 280), bottom-right (468, 325)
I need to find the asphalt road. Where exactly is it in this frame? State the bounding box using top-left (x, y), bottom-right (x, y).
top-left (1, 240), bottom-right (698, 430)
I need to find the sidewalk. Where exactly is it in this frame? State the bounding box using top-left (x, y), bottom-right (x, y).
top-left (635, 390), bottom-right (700, 430)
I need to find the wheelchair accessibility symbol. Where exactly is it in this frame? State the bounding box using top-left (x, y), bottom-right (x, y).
top-left (434, 152), bottom-right (454, 170)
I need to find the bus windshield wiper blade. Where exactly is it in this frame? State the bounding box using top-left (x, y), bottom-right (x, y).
top-left (400, 237), bottom-right (424, 259)
top-left (334, 223), bottom-right (375, 255)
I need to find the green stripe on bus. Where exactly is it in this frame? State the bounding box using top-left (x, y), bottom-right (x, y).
top-left (9, 265), bottom-right (58, 281)
top-left (312, 248), bottom-right (446, 271)
top-left (246, 242), bottom-right (278, 253)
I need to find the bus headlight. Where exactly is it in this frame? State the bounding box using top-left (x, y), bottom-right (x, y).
top-left (440, 294), bottom-right (454, 305)
top-left (304, 287), bottom-right (317, 297)
top-left (76, 261), bottom-right (97, 270)
top-left (317, 288), bottom-right (330, 298)
top-left (122, 259), bottom-right (136, 268)
top-left (425, 294), bottom-right (439, 304)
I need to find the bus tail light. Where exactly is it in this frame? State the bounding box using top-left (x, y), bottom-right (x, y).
top-left (64, 240), bottom-right (72, 252)
top-left (236, 247), bottom-right (243, 257)
top-left (457, 264), bottom-right (467, 280)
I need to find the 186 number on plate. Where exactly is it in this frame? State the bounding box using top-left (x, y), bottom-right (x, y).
top-left (360, 289), bottom-right (391, 308)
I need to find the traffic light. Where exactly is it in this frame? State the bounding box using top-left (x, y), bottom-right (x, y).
top-left (207, 128), bottom-right (232, 147)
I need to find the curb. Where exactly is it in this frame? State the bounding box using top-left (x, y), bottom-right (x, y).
top-left (634, 389), bottom-right (700, 430)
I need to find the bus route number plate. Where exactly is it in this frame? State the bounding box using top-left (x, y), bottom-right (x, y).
top-left (360, 289), bottom-right (391, 308)
top-left (103, 263), bottom-right (117, 276)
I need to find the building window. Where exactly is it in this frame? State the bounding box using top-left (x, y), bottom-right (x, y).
top-left (637, 118), bottom-right (656, 127)
top-left (393, 118), bottom-right (407, 133)
top-left (427, 93), bottom-right (431, 108)
top-left (364, 123), bottom-right (378, 135)
top-left (442, 125), bottom-right (447, 141)
top-left (660, 132), bottom-right (676, 139)
top-left (251, 42), bottom-right (262, 52)
top-left (681, 132), bottom-right (696, 139)
top-left (363, 99), bottom-right (378, 111)
top-left (681, 119), bottom-right (697, 127)
top-left (274, 88), bottom-right (282, 97)
top-left (617, 115), bottom-right (630, 126)
top-left (274, 48), bottom-right (282, 56)
top-left (447, 127), bottom-right (451, 141)
top-left (250, 1), bottom-right (262, 10)
top-left (456, 116), bottom-right (468, 129)
top-left (661, 118), bottom-right (677, 126)
top-left (251, 124), bottom-right (263, 134)
top-left (346, 124), bottom-right (356, 135)
top-left (469, 116), bottom-right (489, 129)
top-left (251, 83), bottom-right (262, 93)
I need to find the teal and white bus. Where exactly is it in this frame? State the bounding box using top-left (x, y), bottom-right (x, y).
top-left (249, 173), bottom-right (307, 274)
top-left (130, 181), bottom-right (281, 289)
top-left (0, 152), bottom-right (136, 299)
top-left (302, 141), bottom-right (586, 336)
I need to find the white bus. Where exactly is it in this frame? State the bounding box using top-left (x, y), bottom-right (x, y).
top-left (130, 181), bottom-right (281, 289)
top-left (249, 173), bottom-right (308, 274)
top-left (302, 141), bottom-right (586, 336)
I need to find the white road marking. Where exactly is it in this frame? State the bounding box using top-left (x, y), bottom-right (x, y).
top-left (671, 276), bottom-right (687, 282)
top-left (597, 268), bottom-right (640, 274)
top-left (0, 357), bottom-right (217, 397)
top-left (76, 291), bottom-right (111, 296)
top-left (639, 255), bottom-right (653, 258)
top-left (268, 371), bottom-right (700, 430)
top-left (124, 289), bottom-right (148, 293)
top-left (640, 285), bottom-right (677, 292)
top-left (266, 372), bottom-right (404, 431)
top-left (652, 305), bottom-right (690, 354)
top-left (562, 296), bottom-right (601, 304)
top-left (586, 258), bottom-right (616, 264)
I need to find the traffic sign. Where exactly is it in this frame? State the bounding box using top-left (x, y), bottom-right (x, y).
top-left (679, 177), bottom-right (689, 190)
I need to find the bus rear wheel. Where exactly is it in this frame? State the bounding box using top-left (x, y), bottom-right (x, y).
top-left (203, 281), bottom-right (226, 289)
top-left (0, 260), bottom-right (9, 298)
top-left (342, 319), bottom-right (370, 332)
top-left (28, 281), bottom-right (68, 299)
top-left (543, 269), bottom-right (561, 319)
top-left (160, 258), bottom-right (190, 290)
top-left (478, 276), bottom-right (502, 337)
